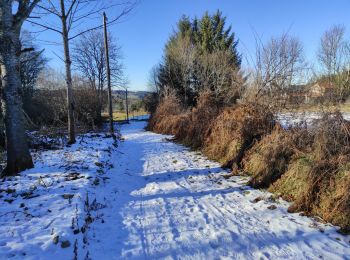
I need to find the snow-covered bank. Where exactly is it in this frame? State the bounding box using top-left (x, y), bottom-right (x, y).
top-left (0, 133), bottom-right (117, 259)
top-left (0, 122), bottom-right (349, 259)
top-left (278, 111), bottom-right (350, 127)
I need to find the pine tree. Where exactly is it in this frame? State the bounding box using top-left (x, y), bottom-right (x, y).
top-left (157, 10), bottom-right (242, 106)
top-left (193, 10), bottom-right (241, 67)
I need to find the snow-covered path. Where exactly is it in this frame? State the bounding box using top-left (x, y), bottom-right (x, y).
top-left (90, 121), bottom-right (350, 259)
top-left (0, 121), bottom-right (349, 259)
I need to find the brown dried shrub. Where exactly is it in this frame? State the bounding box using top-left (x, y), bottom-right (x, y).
top-left (244, 124), bottom-right (313, 188)
top-left (27, 87), bottom-right (106, 129)
top-left (148, 91), bottom-right (220, 148)
top-left (203, 102), bottom-right (275, 169)
top-left (147, 93), bottom-right (185, 135)
top-left (270, 113), bottom-right (350, 231)
top-left (311, 112), bottom-right (350, 160)
top-left (174, 91), bottom-right (220, 148)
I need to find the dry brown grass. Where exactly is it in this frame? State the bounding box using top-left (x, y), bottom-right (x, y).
top-left (203, 102), bottom-right (275, 169)
top-left (244, 127), bottom-right (296, 188)
top-left (148, 91), bottom-right (220, 148)
top-left (270, 113), bottom-right (350, 231)
top-left (315, 161), bottom-right (350, 231)
top-left (269, 156), bottom-right (312, 201)
top-left (174, 91), bottom-right (220, 148)
top-left (147, 93), bottom-right (185, 135)
top-left (272, 155), bottom-right (350, 232)
top-left (243, 124), bottom-right (313, 189)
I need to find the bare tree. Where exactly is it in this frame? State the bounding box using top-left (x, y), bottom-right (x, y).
top-left (147, 64), bottom-right (161, 97)
top-left (252, 33), bottom-right (306, 107)
top-left (197, 49), bottom-right (243, 104)
top-left (72, 30), bottom-right (123, 125)
top-left (166, 34), bottom-right (196, 105)
top-left (20, 31), bottom-right (47, 108)
top-left (0, 1), bottom-right (40, 176)
top-left (318, 25), bottom-right (350, 101)
top-left (318, 25), bottom-right (345, 79)
top-left (29, 0), bottom-right (135, 143)
top-left (0, 0), bottom-right (39, 175)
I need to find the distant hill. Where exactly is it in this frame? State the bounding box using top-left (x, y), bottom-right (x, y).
top-left (112, 90), bottom-right (151, 100)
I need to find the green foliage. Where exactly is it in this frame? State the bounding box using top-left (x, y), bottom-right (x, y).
top-left (194, 11), bottom-right (240, 63)
top-left (156, 10), bottom-right (242, 106)
top-left (172, 11), bottom-right (241, 64)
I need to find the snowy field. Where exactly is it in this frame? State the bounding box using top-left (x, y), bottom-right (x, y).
top-left (278, 111), bottom-right (350, 127)
top-left (0, 121), bottom-right (349, 259)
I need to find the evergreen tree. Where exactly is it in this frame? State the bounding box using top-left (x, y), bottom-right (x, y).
top-left (193, 10), bottom-right (241, 67)
top-left (157, 10), bottom-right (242, 106)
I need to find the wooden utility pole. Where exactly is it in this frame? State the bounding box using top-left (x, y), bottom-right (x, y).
top-left (103, 12), bottom-right (114, 134)
top-left (125, 88), bottom-right (129, 122)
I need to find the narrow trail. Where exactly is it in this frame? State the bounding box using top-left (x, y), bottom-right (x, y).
top-left (0, 121), bottom-right (348, 259)
top-left (88, 121), bottom-right (350, 259)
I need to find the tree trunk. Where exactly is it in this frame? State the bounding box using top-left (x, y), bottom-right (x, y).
top-left (60, 0), bottom-right (75, 144)
top-left (0, 15), bottom-right (33, 175)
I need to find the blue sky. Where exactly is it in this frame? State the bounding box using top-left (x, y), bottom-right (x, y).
top-left (27, 0), bottom-right (350, 91)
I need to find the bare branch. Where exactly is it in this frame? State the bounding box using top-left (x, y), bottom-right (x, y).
top-left (27, 20), bottom-right (63, 35)
top-left (68, 4), bottom-right (135, 41)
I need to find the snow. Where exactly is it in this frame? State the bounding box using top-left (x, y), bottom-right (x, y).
top-left (0, 121), bottom-right (349, 259)
top-left (278, 111), bottom-right (350, 127)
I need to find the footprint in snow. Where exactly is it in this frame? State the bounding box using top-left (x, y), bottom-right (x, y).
top-left (172, 228), bottom-right (180, 239)
top-left (209, 240), bottom-right (220, 249)
top-left (203, 213), bottom-right (211, 224)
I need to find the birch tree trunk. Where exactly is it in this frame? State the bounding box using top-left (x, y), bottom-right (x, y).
top-left (0, 2), bottom-right (33, 175)
top-left (60, 0), bottom-right (75, 144)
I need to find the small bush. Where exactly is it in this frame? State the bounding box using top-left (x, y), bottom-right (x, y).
top-left (147, 92), bottom-right (185, 135)
top-left (174, 91), bottom-right (220, 148)
top-left (25, 87), bottom-right (105, 130)
top-left (270, 156), bottom-right (313, 202)
top-left (203, 102), bottom-right (275, 169)
top-left (270, 113), bottom-right (350, 231)
top-left (148, 91), bottom-right (220, 149)
top-left (244, 125), bottom-right (313, 188)
top-left (26, 89), bottom-right (67, 126)
top-left (311, 112), bottom-right (350, 160)
top-left (74, 87), bottom-right (104, 127)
